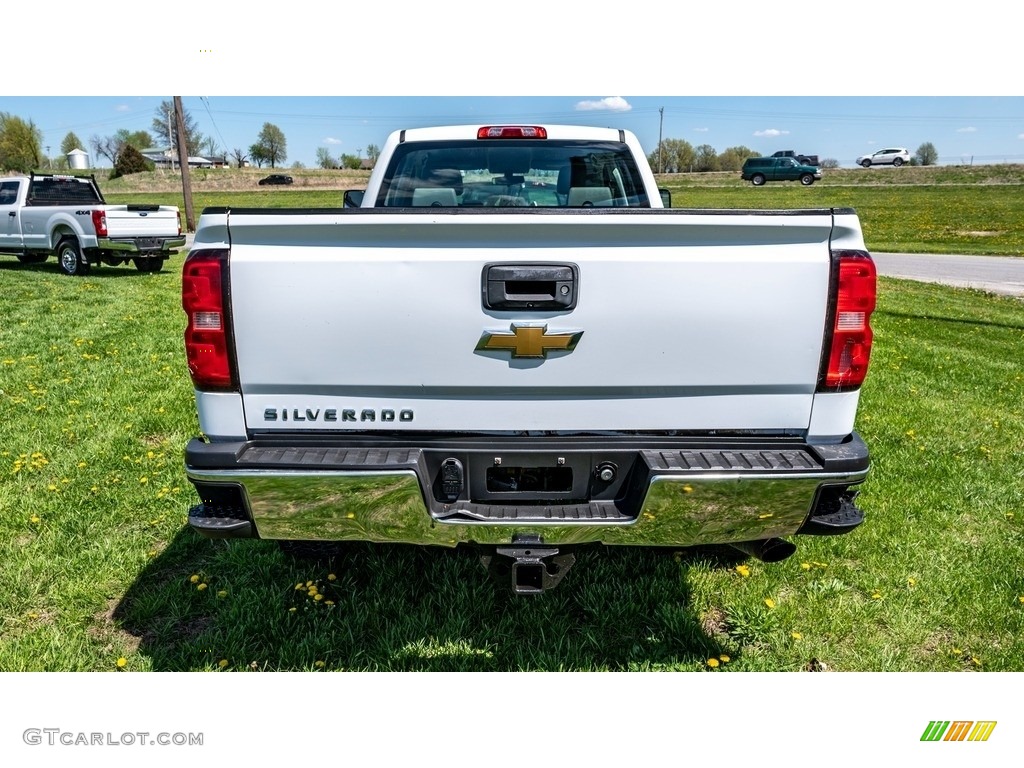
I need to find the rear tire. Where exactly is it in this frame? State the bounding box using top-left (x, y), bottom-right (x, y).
top-left (892, 157), bottom-right (904, 167)
top-left (134, 257), bottom-right (164, 273)
top-left (799, 174), bottom-right (815, 186)
top-left (56, 237), bottom-right (89, 276)
top-left (750, 174), bottom-right (766, 186)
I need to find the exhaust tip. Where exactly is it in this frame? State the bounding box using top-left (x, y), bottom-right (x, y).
top-left (731, 538), bottom-right (796, 563)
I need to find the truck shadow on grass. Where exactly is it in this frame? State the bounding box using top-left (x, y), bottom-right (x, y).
top-left (113, 526), bottom-right (744, 672)
top-left (0, 261), bottom-right (174, 278)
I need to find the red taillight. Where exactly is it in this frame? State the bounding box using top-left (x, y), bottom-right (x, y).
top-left (477, 126), bottom-right (548, 140)
top-left (182, 249), bottom-right (236, 391)
top-left (91, 209), bottom-right (108, 237)
top-left (820, 252), bottom-right (876, 391)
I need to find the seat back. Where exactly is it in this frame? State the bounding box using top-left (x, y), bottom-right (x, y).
top-left (566, 186), bottom-right (613, 207)
top-left (411, 187), bottom-right (458, 207)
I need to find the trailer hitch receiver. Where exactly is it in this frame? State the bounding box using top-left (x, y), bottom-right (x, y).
top-left (480, 535), bottom-right (575, 594)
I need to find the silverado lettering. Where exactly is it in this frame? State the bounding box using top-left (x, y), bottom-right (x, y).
top-left (183, 123), bottom-right (876, 594)
top-left (262, 408), bottom-right (414, 422)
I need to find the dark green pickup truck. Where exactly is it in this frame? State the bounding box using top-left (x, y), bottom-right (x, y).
top-left (741, 157), bottom-right (822, 186)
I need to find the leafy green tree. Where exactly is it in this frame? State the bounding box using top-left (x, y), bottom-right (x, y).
top-left (0, 112), bottom-right (43, 173)
top-left (151, 99), bottom-right (204, 155)
top-left (60, 131), bottom-right (84, 154)
top-left (716, 145), bottom-right (758, 172)
top-left (316, 147), bottom-right (336, 169)
top-left (915, 142), bottom-right (938, 166)
top-left (693, 144), bottom-right (719, 172)
top-left (339, 154), bottom-right (362, 170)
top-left (647, 138), bottom-right (695, 173)
top-left (251, 123), bottom-right (287, 168)
top-left (366, 144), bottom-right (380, 165)
top-left (111, 144), bottom-right (154, 178)
top-left (115, 129), bottom-right (154, 151)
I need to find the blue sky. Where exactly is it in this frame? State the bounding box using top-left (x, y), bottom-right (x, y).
top-left (4, 95), bottom-right (1024, 169)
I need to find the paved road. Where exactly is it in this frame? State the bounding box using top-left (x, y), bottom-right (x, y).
top-left (873, 252), bottom-right (1024, 298)
top-left (182, 235), bottom-right (1023, 298)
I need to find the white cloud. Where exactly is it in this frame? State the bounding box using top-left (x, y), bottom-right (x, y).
top-left (115, 104), bottom-right (131, 112)
top-left (323, 137), bottom-right (342, 145)
top-left (694, 127), bottom-right (709, 133)
top-left (957, 126), bottom-right (977, 133)
top-left (1019, 133), bottom-right (1024, 140)
top-left (574, 97), bottom-right (632, 112)
top-left (754, 128), bottom-right (789, 137)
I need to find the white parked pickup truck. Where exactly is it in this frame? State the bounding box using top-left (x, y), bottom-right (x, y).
top-left (0, 173), bottom-right (184, 275)
top-left (182, 124), bottom-right (877, 593)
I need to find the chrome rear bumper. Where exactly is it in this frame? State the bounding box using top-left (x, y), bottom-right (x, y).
top-left (186, 436), bottom-right (872, 548)
top-left (185, 434), bottom-right (869, 548)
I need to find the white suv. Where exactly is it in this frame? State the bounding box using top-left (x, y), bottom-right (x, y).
top-left (856, 148), bottom-right (911, 168)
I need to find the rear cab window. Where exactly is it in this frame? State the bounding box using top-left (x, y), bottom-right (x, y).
top-left (375, 140), bottom-right (651, 208)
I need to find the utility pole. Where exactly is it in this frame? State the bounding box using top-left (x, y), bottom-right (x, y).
top-left (173, 96), bottom-right (196, 233)
top-left (658, 107), bottom-right (664, 174)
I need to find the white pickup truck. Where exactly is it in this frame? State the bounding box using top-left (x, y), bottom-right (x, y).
top-left (182, 124), bottom-right (877, 593)
top-left (0, 173), bottom-right (184, 275)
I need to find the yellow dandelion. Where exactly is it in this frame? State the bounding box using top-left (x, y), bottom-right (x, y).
top-left (295, 583), bottom-right (304, 590)
top-left (314, 593), bottom-right (324, 602)
top-left (314, 660), bottom-right (325, 668)
top-left (706, 658), bottom-right (719, 668)
top-left (139, 476), bottom-right (149, 484)
top-left (147, 550), bottom-right (157, 559)
top-left (327, 573), bottom-right (337, 581)
top-left (196, 583), bottom-right (208, 591)
top-left (871, 592), bottom-right (882, 600)
top-left (29, 515), bottom-right (41, 524)
top-left (718, 655), bottom-right (730, 663)
top-left (306, 580), bottom-right (313, 587)
top-left (791, 631), bottom-right (803, 641)
top-left (27, 612), bottom-right (39, 620)
top-left (971, 657), bottom-right (981, 666)
top-left (764, 598), bottom-right (776, 609)
top-left (288, 607), bottom-right (297, 613)
top-left (116, 657), bottom-right (128, 669)
top-left (324, 600), bottom-right (335, 606)
top-left (1018, 596), bottom-right (1024, 604)
top-left (735, 564), bottom-right (751, 578)
top-left (346, 512), bottom-right (356, 519)
top-left (217, 590), bottom-right (228, 598)
top-left (189, 574), bottom-right (200, 584)
top-left (218, 659), bottom-right (229, 668)
top-left (682, 485), bottom-right (693, 493)
top-left (801, 562), bottom-right (811, 571)
top-left (907, 578), bottom-right (917, 587)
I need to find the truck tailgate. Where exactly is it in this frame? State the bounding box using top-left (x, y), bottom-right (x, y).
top-left (104, 206), bottom-right (179, 237)
top-left (223, 210), bottom-right (836, 434)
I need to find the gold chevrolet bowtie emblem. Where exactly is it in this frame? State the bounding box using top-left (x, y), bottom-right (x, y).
top-left (476, 324), bottom-right (583, 359)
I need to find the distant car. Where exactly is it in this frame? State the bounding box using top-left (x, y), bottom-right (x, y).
top-left (258, 174), bottom-right (293, 186)
top-left (741, 157), bottom-right (821, 186)
top-left (856, 148), bottom-right (910, 168)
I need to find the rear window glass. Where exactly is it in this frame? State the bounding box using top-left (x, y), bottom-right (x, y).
top-left (375, 140), bottom-right (650, 208)
top-left (26, 178), bottom-right (102, 205)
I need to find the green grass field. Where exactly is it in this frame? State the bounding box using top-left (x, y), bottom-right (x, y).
top-left (1, 246), bottom-right (1022, 670)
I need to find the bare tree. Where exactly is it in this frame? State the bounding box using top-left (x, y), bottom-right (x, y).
top-left (230, 148), bottom-right (248, 168)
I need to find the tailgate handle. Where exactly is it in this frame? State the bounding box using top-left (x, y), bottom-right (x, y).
top-left (483, 264), bottom-right (578, 311)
